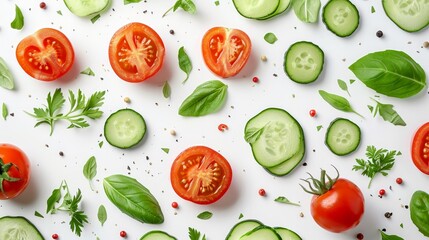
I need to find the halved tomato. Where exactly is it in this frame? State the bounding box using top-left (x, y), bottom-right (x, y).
top-left (16, 28), bottom-right (75, 81)
top-left (171, 146), bottom-right (233, 204)
top-left (108, 22), bottom-right (165, 83)
top-left (411, 122), bottom-right (429, 175)
top-left (202, 27), bottom-right (251, 78)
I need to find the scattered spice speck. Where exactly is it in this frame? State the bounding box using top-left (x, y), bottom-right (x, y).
top-left (169, 29), bottom-right (175, 35)
top-left (59, 151), bottom-right (64, 157)
top-left (218, 123), bottom-right (228, 132)
top-left (260, 55), bottom-right (267, 62)
top-left (423, 41), bottom-right (429, 48)
top-left (384, 212), bottom-right (393, 218)
top-left (299, 212), bottom-right (304, 217)
top-left (124, 97), bottom-right (131, 103)
top-left (170, 129), bottom-right (176, 136)
top-left (376, 30), bottom-right (383, 38)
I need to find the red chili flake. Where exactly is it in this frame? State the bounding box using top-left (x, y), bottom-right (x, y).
top-left (120, 231), bottom-right (127, 238)
top-left (40, 2), bottom-right (47, 9)
top-left (379, 189), bottom-right (386, 196)
top-left (396, 177), bottom-right (403, 184)
top-left (252, 76), bottom-right (259, 83)
top-left (356, 233), bottom-right (364, 239)
top-left (171, 201), bottom-right (179, 208)
top-left (258, 188), bottom-right (266, 196)
top-left (52, 234), bottom-right (59, 239)
top-left (218, 123), bottom-right (228, 132)
top-left (309, 109), bottom-right (317, 117)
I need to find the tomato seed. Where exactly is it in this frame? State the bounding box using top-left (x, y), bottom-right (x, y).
top-left (40, 2), bottom-right (47, 9)
top-left (171, 201), bottom-right (178, 208)
top-left (379, 189), bottom-right (386, 196)
top-left (309, 109), bottom-right (316, 117)
top-left (120, 231), bottom-right (127, 237)
top-left (356, 233), bottom-right (364, 239)
top-left (396, 177), bottom-right (403, 184)
top-left (218, 123), bottom-right (228, 132)
top-left (52, 234), bottom-right (59, 239)
top-left (252, 77), bottom-right (259, 83)
top-left (258, 188), bottom-right (266, 196)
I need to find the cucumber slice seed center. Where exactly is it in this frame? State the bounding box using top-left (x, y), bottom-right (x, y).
top-left (335, 128), bottom-right (352, 144)
top-left (264, 122), bottom-right (293, 156)
top-left (333, 7), bottom-right (351, 24)
top-left (113, 119), bottom-right (138, 138)
top-left (396, 0), bottom-right (428, 16)
top-left (4, 228), bottom-right (29, 240)
top-left (293, 52), bottom-right (316, 71)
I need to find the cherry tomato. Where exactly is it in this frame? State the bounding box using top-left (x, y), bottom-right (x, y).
top-left (411, 122), bottom-right (429, 175)
top-left (170, 146), bottom-right (232, 204)
top-left (0, 144), bottom-right (30, 200)
top-left (16, 28), bottom-right (74, 81)
top-left (202, 27), bottom-right (251, 78)
top-left (108, 22), bottom-right (165, 83)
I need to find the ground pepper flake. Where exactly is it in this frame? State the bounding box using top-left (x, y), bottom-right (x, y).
top-left (218, 123), bottom-right (228, 132)
top-left (384, 212), bottom-right (393, 218)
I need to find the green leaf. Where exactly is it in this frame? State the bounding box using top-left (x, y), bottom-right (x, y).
top-left (238, 213), bottom-right (244, 219)
top-left (178, 46), bottom-right (192, 83)
top-left (380, 230), bottom-right (404, 240)
top-left (162, 81), bottom-right (171, 98)
top-left (83, 156), bottom-right (97, 181)
top-left (372, 99), bottom-right (406, 126)
top-left (34, 211), bottom-right (44, 218)
top-left (188, 227), bottom-right (206, 240)
top-left (197, 211), bottom-right (213, 220)
top-left (293, 0), bottom-right (321, 23)
top-left (124, 0), bottom-right (142, 4)
top-left (0, 57), bottom-right (15, 90)
top-left (98, 205), bottom-right (107, 226)
top-left (244, 123), bottom-right (268, 144)
top-left (274, 196), bottom-right (300, 206)
top-left (161, 148), bottom-right (170, 154)
top-left (11, 5), bottom-right (24, 30)
top-left (46, 188), bottom-right (62, 214)
top-left (214, 1), bottom-right (220, 6)
top-left (57, 10), bottom-right (62, 15)
top-left (90, 14), bottom-right (101, 23)
top-left (80, 67), bottom-right (95, 76)
top-left (337, 79), bottom-right (350, 96)
top-left (349, 50), bottom-right (426, 98)
top-left (410, 190), bottom-right (429, 237)
top-left (371, 6), bottom-right (376, 13)
top-left (98, 141), bottom-right (104, 148)
top-left (367, 105), bottom-right (374, 113)
top-left (319, 90), bottom-right (362, 117)
top-left (316, 125), bottom-right (323, 131)
top-left (2, 103), bottom-right (8, 120)
top-left (179, 0), bottom-right (197, 14)
top-left (103, 174), bottom-right (164, 224)
top-left (178, 80), bottom-right (228, 116)
top-left (264, 32), bottom-right (278, 44)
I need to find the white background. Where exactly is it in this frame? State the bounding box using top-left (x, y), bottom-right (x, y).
top-left (0, 0), bottom-right (428, 239)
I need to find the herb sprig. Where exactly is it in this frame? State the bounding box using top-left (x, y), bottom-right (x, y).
top-left (163, 0), bottom-right (196, 17)
top-left (352, 146), bottom-right (398, 188)
top-left (26, 88), bottom-right (105, 135)
top-left (188, 227), bottom-right (207, 240)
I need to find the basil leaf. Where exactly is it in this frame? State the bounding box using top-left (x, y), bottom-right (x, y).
top-left (293, 0), bottom-right (321, 23)
top-left (124, 0), bottom-right (142, 4)
top-left (178, 47), bottom-right (192, 83)
top-left (0, 57), bottom-right (15, 90)
top-left (274, 196), bottom-right (300, 206)
top-left (46, 187), bottom-right (62, 214)
top-left (162, 81), bottom-right (171, 98)
top-left (2, 103), bottom-right (8, 120)
top-left (197, 211), bottom-right (213, 220)
top-left (372, 99), bottom-right (406, 126)
top-left (180, 0), bottom-right (197, 14)
top-left (103, 174), bottom-right (164, 224)
top-left (319, 90), bottom-right (362, 117)
top-left (349, 50), bottom-right (426, 98)
top-left (264, 33), bottom-right (278, 44)
top-left (178, 80), bottom-right (228, 116)
top-left (337, 79), bottom-right (350, 96)
top-left (98, 205), bottom-right (107, 226)
top-left (244, 124), bottom-right (268, 144)
top-left (380, 230), bottom-right (404, 240)
top-left (11, 5), bottom-right (24, 30)
top-left (410, 190), bottom-right (429, 237)
top-left (83, 156), bottom-right (97, 181)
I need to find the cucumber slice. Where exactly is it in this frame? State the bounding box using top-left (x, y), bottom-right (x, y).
top-left (140, 230), bottom-right (176, 240)
top-left (322, 0), bottom-right (360, 37)
top-left (245, 108), bottom-right (304, 168)
top-left (240, 226), bottom-right (281, 240)
top-left (226, 219), bottom-right (263, 240)
top-left (382, 0), bottom-right (429, 32)
top-left (325, 118), bottom-right (361, 156)
top-left (284, 41), bottom-right (324, 84)
top-left (64, 0), bottom-right (110, 17)
top-left (104, 109), bottom-right (146, 149)
top-left (257, 0), bottom-right (291, 20)
top-left (233, 0), bottom-right (280, 19)
top-left (273, 227), bottom-right (302, 240)
top-left (265, 139), bottom-right (305, 176)
top-left (0, 216), bottom-right (44, 240)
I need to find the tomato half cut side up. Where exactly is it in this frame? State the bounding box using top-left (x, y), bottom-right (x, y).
top-left (202, 27), bottom-right (251, 78)
top-left (171, 146), bottom-right (233, 204)
top-left (108, 22), bottom-right (165, 83)
top-left (411, 122), bottom-right (429, 175)
top-left (16, 28), bottom-right (75, 81)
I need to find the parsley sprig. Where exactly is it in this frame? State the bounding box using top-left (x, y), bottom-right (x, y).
top-left (352, 145), bottom-right (398, 188)
top-left (188, 227), bottom-right (207, 240)
top-left (26, 88), bottom-right (105, 135)
top-left (163, 0), bottom-right (196, 17)
top-left (46, 180), bottom-right (89, 236)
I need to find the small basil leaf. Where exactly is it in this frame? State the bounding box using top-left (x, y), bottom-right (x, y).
top-left (0, 57), bottom-right (15, 90)
top-left (124, 0), bottom-right (142, 4)
top-left (103, 174), bottom-right (164, 224)
top-left (293, 0), bottom-right (321, 23)
top-left (162, 81), bottom-right (171, 98)
top-left (197, 211), bottom-right (213, 220)
top-left (274, 196), bottom-right (300, 206)
top-left (98, 205), bottom-right (107, 226)
top-left (178, 80), bottom-right (228, 117)
top-left (410, 190), bottom-right (429, 237)
top-left (337, 79), bottom-right (350, 96)
top-left (318, 90), bottom-right (362, 117)
top-left (179, 0), bottom-right (197, 14)
top-left (46, 188), bottom-right (62, 214)
top-left (380, 230), bottom-right (404, 240)
top-left (2, 103), bottom-right (8, 120)
top-left (83, 156), bottom-right (97, 181)
top-left (11, 5), bottom-right (24, 30)
top-left (264, 32), bottom-right (278, 44)
top-left (178, 47), bottom-right (192, 83)
top-left (244, 125), bottom-right (267, 144)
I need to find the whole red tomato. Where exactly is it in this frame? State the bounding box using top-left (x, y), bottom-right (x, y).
top-left (302, 167), bottom-right (364, 233)
top-left (0, 144), bottom-right (31, 200)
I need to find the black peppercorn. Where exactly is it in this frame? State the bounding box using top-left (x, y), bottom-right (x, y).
top-left (376, 30), bottom-right (383, 38)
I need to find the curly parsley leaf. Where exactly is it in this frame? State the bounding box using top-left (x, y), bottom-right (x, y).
top-left (352, 146), bottom-right (398, 188)
top-left (188, 227), bottom-right (207, 240)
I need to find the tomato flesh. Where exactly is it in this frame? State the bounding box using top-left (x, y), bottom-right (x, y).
top-left (412, 122), bottom-right (429, 175)
top-left (171, 146), bottom-right (232, 204)
top-left (0, 144), bottom-right (30, 200)
top-left (310, 178), bottom-right (364, 233)
top-left (109, 22), bottom-right (165, 82)
top-left (202, 27), bottom-right (251, 78)
top-left (16, 28), bottom-right (74, 81)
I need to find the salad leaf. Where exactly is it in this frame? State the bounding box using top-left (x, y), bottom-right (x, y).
top-left (163, 81), bottom-right (171, 98)
top-left (293, 0), bottom-right (321, 23)
top-left (264, 33), bottom-right (278, 44)
top-left (319, 90), bottom-right (362, 117)
top-left (2, 103), bottom-right (8, 120)
top-left (0, 57), bottom-right (15, 90)
top-left (370, 98), bottom-right (406, 126)
top-left (197, 211), bottom-right (213, 220)
top-left (11, 5), bottom-right (24, 30)
top-left (179, 46), bottom-right (192, 83)
top-left (83, 156), bottom-right (97, 190)
top-left (380, 230), bottom-right (404, 240)
top-left (337, 79), bottom-right (350, 96)
top-left (98, 205), bottom-right (107, 226)
top-left (410, 190), bottom-right (429, 237)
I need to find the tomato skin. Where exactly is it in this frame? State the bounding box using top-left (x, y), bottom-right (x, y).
top-left (310, 178), bottom-right (364, 233)
top-left (109, 22), bottom-right (165, 83)
top-left (16, 28), bottom-right (74, 81)
top-left (411, 122), bottom-right (429, 175)
top-left (0, 144), bottom-right (30, 200)
top-left (202, 27), bottom-right (251, 78)
top-left (170, 146), bottom-right (232, 204)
